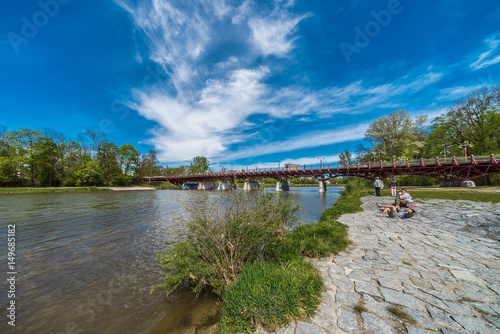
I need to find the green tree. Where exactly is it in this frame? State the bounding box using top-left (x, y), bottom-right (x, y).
top-left (164, 166), bottom-right (186, 175)
top-left (364, 109), bottom-right (428, 161)
top-left (428, 85), bottom-right (500, 156)
top-left (338, 149), bottom-right (352, 165)
top-left (11, 128), bottom-right (43, 186)
top-left (97, 143), bottom-right (121, 183)
top-left (0, 157), bottom-right (14, 186)
top-left (188, 156), bottom-right (210, 174)
top-left (119, 144), bottom-right (139, 175)
top-left (35, 137), bottom-right (60, 186)
top-left (74, 161), bottom-right (104, 186)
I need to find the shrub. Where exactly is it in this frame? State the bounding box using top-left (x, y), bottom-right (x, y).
top-left (154, 191), bottom-right (302, 298)
top-left (342, 178), bottom-right (371, 195)
top-left (220, 259), bottom-right (323, 333)
top-left (111, 174), bottom-right (134, 186)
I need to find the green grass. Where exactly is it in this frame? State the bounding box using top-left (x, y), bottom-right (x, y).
top-left (387, 306), bottom-right (415, 323)
top-left (0, 187), bottom-right (109, 194)
top-left (220, 259), bottom-right (323, 333)
top-left (354, 303), bottom-right (366, 313)
top-left (402, 189), bottom-right (500, 203)
top-left (364, 186), bottom-right (500, 203)
top-left (284, 190), bottom-right (364, 259)
top-left (290, 221), bottom-right (349, 258)
top-left (135, 181), bottom-right (180, 190)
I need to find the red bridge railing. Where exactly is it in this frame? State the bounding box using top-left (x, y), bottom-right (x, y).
top-left (145, 154), bottom-right (499, 184)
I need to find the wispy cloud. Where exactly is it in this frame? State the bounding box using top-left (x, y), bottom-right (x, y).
top-left (269, 70), bottom-right (443, 117)
top-left (438, 84), bottom-right (484, 101)
top-left (114, 0), bottom-right (444, 164)
top-left (248, 12), bottom-right (309, 57)
top-left (114, 0), bottom-right (217, 89)
top-left (470, 35), bottom-right (500, 70)
top-left (130, 66), bottom-right (271, 161)
top-left (218, 123), bottom-right (368, 162)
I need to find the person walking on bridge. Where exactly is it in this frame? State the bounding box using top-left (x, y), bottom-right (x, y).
top-left (372, 177), bottom-right (384, 197)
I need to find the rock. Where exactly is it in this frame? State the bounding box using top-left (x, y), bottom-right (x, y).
top-left (337, 308), bottom-right (358, 333)
top-left (380, 287), bottom-right (422, 310)
top-left (361, 312), bottom-right (397, 334)
top-left (294, 321), bottom-right (325, 334)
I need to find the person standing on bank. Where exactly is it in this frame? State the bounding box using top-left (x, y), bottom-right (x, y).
top-left (373, 177), bottom-right (384, 197)
top-left (389, 177), bottom-right (398, 197)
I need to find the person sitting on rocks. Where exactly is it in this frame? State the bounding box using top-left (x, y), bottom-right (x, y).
top-left (378, 204), bottom-right (416, 218)
top-left (394, 188), bottom-right (412, 207)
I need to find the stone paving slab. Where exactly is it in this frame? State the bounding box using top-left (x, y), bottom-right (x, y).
top-left (254, 196), bottom-right (500, 334)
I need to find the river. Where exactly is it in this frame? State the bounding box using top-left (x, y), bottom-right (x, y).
top-left (0, 187), bottom-right (342, 333)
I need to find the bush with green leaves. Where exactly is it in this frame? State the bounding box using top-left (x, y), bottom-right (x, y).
top-left (154, 190), bottom-right (302, 298)
top-left (73, 161), bottom-right (104, 186)
top-left (111, 174), bottom-right (134, 186)
top-left (342, 178), bottom-right (372, 195)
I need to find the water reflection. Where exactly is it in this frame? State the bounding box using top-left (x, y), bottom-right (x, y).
top-left (0, 187), bottom-right (342, 333)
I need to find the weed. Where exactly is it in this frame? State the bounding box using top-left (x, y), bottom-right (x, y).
top-left (354, 302), bottom-right (366, 313)
top-left (402, 261), bottom-right (412, 266)
top-left (387, 306), bottom-right (414, 323)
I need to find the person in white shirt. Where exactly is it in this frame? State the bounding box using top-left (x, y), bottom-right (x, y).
top-left (395, 188), bottom-right (412, 207)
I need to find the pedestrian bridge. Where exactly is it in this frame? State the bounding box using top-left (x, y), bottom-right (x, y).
top-left (144, 155), bottom-right (499, 192)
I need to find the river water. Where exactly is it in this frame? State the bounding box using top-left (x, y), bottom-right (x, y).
top-left (0, 187), bottom-right (342, 334)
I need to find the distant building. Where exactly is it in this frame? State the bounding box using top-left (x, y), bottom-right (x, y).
top-left (284, 163), bottom-right (301, 171)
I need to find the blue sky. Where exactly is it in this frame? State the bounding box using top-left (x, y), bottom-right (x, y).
top-left (1, 0), bottom-right (499, 170)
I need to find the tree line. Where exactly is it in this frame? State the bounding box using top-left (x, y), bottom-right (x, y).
top-left (338, 84), bottom-right (500, 164)
top-left (0, 128), bottom-right (163, 187)
top-left (339, 84), bottom-right (500, 185)
top-left (2, 84), bottom-right (498, 187)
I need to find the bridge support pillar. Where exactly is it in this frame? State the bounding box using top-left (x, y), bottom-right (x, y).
top-left (217, 182), bottom-right (236, 190)
top-left (318, 180), bottom-right (327, 193)
top-left (198, 183), bottom-right (216, 190)
top-left (276, 181), bottom-right (289, 192)
top-left (243, 182), bottom-right (259, 191)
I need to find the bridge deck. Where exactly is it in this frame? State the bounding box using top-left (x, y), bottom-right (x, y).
top-left (146, 155), bottom-right (499, 184)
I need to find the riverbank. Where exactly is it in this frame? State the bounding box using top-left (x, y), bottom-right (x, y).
top-left (254, 196), bottom-right (500, 333)
top-left (0, 186), bottom-right (156, 193)
top-left (0, 187), bottom-right (111, 193)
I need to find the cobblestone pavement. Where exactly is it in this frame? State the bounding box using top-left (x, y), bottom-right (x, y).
top-left (255, 196), bottom-right (500, 334)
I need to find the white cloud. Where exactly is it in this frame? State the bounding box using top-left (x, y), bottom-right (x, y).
top-left (248, 14), bottom-right (308, 57)
top-left (231, 0), bottom-right (252, 24)
top-left (125, 63), bottom-right (441, 162)
top-left (114, 0), bottom-right (445, 164)
top-left (129, 66), bottom-right (270, 161)
top-left (218, 124), bottom-right (368, 162)
top-left (114, 0), bottom-right (214, 88)
top-left (470, 35), bottom-right (500, 70)
top-left (438, 84), bottom-right (484, 101)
